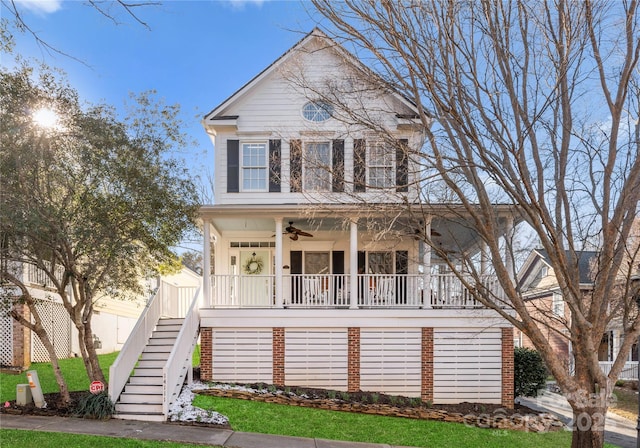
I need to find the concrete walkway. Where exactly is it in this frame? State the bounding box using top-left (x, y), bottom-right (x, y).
top-left (0, 413), bottom-right (417, 448)
top-left (518, 390), bottom-right (637, 448)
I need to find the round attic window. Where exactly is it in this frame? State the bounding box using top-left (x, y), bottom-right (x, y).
top-left (302, 101), bottom-right (333, 122)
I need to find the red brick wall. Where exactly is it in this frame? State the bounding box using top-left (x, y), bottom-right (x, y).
top-left (347, 327), bottom-right (360, 392)
top-left (12, 304), bottom-right (31, 369)
top-left (421, 327), bottom-right (433, 402)
top-left (272, 327), bottom-right (285, 386)
top-left (200, 328), bottom-right (212, 381)
top-left (501, 327), bottom-right (514, 408)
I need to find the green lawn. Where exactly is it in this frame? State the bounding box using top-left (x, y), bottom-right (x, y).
top-left (0, 429), bottom-right (220, 448)
top-left (193, 394), bottom-right (580, 448)
top-left (1, 352), bottom-right (119, 402)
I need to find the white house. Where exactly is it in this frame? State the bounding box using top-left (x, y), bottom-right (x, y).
top-left (109, 28), bottom-right (520, 422)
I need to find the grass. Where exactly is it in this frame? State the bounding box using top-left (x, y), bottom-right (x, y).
top-left (193, 394), bottom-right (581, 448)
top-left (0, 429), bottom-right (221, 448)
top-left (1, 352), bottom-right (118, 402)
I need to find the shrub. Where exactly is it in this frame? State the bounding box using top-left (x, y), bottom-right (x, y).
top-left (514, 347), bottom-right (548, 397)
top-left (73, 391), bottom-right (115, 419)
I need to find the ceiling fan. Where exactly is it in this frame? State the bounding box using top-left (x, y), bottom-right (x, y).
top-left (285, 222), bottom-right (314, 241)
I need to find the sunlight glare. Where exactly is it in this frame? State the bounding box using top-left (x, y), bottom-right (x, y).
top-left (32, 107), bottom-right (60, 130)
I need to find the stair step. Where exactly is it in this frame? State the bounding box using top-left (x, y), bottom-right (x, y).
top-left (148, 338), bottom-right (177, 345)
top-left (140, 351), bottom-right (171, 361)
top-left (154, 324), bottom-right (182, 332)
top-left (157, 318), bottom-right (184, 327)
top-left (115, 412), bottom-right (165, 422)
top-left (119, 393), bottom-right (163, 404)
top-left (151, 327), bottom-right (180, 338)
top-left (142, 345), bottom-right (173, 353)
top-left (127, 375), bottom-right (162, 385)
top-left (133, 366), bottom-right (162, 377)
top-left (136, 359), bottom-right (166, 368)
top-left (116, 402), bottom-right (163, 414)
top-left (123, 384), bottom-right (163, 394)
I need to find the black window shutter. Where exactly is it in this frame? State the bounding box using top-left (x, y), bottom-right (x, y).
top-left (290, 139), bottom-right (302, 193)
top-left (269, 139), bottom-right (281, 192)
top-left (396, 139), bottom-right (409, 192)
top-left (332, 139), bottom-right (344, 192)
top-left (290, 250), bottom-right (303, 304)
top-left (227, 139), bottom-right (239, 193)
top-left (354, 139), bottom-right (366, 192)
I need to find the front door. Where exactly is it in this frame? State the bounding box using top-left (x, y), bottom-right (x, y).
top-left (239, 250), bottom-right (271, 306)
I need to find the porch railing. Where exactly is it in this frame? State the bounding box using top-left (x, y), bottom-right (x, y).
top-left (163, 286), bottom-right (201, 415)
top-left (598, 361), bottom-right (638, 380)
top-left (109, 284), bottom-right (164, 403)
top-left (208, 273), bottom-right (503, 309)
top-left (108, 281), bottom-right (198, 405)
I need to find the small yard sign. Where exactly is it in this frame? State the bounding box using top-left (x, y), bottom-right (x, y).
top-left (89, 381), bottom-right (104, 394)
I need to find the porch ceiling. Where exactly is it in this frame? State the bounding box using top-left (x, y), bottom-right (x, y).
top-left (199, 203), bottom-right (520, 257)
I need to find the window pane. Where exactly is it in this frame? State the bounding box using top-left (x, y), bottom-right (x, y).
top-left (242, 143), bottom-right (267, 190)
top-left (368, 142), bottom-right (393, 188)
top-left (304, 142), bottom-right (331, 191)
top-left (368, 252), bottom-right (393, 274)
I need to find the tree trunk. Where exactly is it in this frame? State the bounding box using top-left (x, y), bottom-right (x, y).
top-left (570, 405), bottom-right (606, 448)
top-left (75, 320), bottom-right (106, 384)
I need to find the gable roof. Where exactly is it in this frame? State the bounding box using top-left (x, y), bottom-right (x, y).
top-left (518, 249), bottom-right (598, 291)
top-left (203, 27), bottom-right (426, 123)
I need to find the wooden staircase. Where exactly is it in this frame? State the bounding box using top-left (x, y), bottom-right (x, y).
top-left (114, 318), bottom-right (184, 421)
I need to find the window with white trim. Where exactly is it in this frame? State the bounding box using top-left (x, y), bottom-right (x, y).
top-left (552, 292), bottom-right (564, 316)
top-left (241, 142), bottom-right (267, 191)
top-left (304, 142), bottom-right (331, 192)
top-left (368, 142), bottom-right (394, 188)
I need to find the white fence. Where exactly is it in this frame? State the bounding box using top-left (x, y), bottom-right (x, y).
top-left (598, 361), bottom-right (638, 380)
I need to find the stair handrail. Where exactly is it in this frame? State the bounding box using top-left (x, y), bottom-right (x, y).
top-left (162, 285), bottom-right (201, 416)
top-left (108, 283), bottom-right (164, 403)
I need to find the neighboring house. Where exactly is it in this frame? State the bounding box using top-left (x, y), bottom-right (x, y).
top-left (109, 28), bottom-right (521, 421)
top-left (516, 249), bottom-right (638, 379)
top-left (0, 261), bottom-right (200, 371)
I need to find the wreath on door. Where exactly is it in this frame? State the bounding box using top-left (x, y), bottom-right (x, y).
top-left (243, 253), bottom-right (264, 275)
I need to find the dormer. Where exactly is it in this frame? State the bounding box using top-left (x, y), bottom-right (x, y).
top-left (202, 28), bottom-right (429, 206)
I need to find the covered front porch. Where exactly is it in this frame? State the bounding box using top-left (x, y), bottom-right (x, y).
top-left (199, 204), bottom-right (517, 312)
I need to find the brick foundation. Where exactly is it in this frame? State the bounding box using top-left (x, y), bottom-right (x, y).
top-left (501, 327), bottom-right (514, 408)
top-left (347, 327), bottom-right (360, 392)
top-left (421, 327), bottom-right (433, 402)
top-left (272, 327), bottom-right (285, 386)
top-left (200, 328), bottom-right (212, 381)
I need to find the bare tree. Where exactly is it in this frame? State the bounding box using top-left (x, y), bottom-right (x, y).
top-left (310, 1), bottom-right (640, 446)
top-left (1, 0), bottom-right (159, 61)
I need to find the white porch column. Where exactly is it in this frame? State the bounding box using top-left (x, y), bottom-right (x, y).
top-left (423, 217), bottom-right (432, 307)
top-left (274, 217), bottom-right (283, 308)
top-left (203, 218), bottom-right (212, 307)
top-left (349, 219), bottom-right (359, 309)
top-left (504, 216), bottom-right (515, 282)
top-left (480, 240), bottom-right (488, 275)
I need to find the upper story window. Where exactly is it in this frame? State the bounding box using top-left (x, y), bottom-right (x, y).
top-left (368, 142), bottom-right (394, 188)
top-left (552, 292), bottom-right (564, 316)
top-left (302, 101), bottom-right (333, 122)
top-left (241, 142), bottom-right (267, 191)
top-left (304, 142), bottom-right (331, 191)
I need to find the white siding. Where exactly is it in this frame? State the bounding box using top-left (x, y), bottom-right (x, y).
top-left (433, 328), bottom-right (502, 404)
top-left (285, 329), bottom-right (348, 390)
top-left (360, 328), bottom-right (421, 397)
top-left (212, 329), bottom-right (273, 383)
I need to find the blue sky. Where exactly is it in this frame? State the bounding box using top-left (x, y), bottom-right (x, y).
top-left (2, 0), bottom-right (318, 181)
